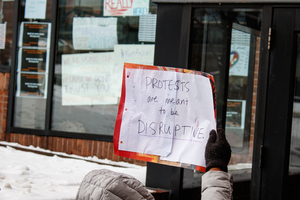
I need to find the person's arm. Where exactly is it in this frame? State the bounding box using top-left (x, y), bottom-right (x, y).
top-left (201, 129), bottom-right (233, 200)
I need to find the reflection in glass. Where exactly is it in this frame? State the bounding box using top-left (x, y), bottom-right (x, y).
top-left (290, 33), bottom-right (300, 174)
top-left (187, 8), bottom-right (261, 183)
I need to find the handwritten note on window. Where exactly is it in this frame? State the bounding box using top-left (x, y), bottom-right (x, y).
top-left (104, 0), bottom-right (150, 16)
top-left (117, 64), bottom-right (216, 166)
top-left (61, 52), bottom-right (117, 106)
top-left (112, 44), bottom-right (154, 97)
top-left (72, 17), bottom-right (118, 50)
top-left (24, 0), bottom-right (47, 19)
top-left (0, 23), bottom-right (6, 49)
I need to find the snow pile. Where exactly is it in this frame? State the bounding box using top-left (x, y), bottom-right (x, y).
top-left (0, 142), bottom-right (147, 200)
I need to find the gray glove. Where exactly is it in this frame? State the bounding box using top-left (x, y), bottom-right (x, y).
top-left (205, 128), bottom-right (231, 172)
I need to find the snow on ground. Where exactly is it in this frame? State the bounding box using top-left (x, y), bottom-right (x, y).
top-left (0, 141), bottom-right (147, 200)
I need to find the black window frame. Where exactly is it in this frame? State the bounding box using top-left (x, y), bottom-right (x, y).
top-left (7, 0), bottom-right (145, 142)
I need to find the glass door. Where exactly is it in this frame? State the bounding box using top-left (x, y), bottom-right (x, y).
top-left (189, 7), bottom-right (262, 186)
top-left (259, 7), bottom-right (300, 200)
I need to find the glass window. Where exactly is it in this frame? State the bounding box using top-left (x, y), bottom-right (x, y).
top-left (13, 0), bottom-right (53, 129)
top-left (12, 0), bottom-right (157, 135)
top-left (189, 8), bottom-right (261, 177)
top-left (290, 33), bottom-right (300, 174)
top-left (51, 1), bottom-right (157, 135)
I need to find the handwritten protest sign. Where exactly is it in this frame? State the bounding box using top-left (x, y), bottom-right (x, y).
top-left (61, 52), bottom-right (117, 106)
top-left (104, 0), bottom-right (149, 16)
top-left (72, 17), bottom-right (118, 50)
top-left (114, 63), bottom-right (217, 171)
top-left (118, 69), bottom-right (176, 156)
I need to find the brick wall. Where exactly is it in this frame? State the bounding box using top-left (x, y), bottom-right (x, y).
top-left (0, 72), bottom-right (9, 141)
top-left (3, 133), bottom-right (146, 166)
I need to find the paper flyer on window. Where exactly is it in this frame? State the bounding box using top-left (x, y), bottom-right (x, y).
top-left (17, 48), bottom-right (50, 73)
top-left (61, 52), bottom-right (118, 106)
top-left (138, 14), bottom-right (157, 42)
top-left (0, 22), bottom-right (6, 49)
top-left (16, 72), bottom-right (47, 98)
top-left (18, 22), bottom-right (51, 48)
top-left (112, 44), bottom-right (155, 97)
top-left (103, 0), bottom-right (150, 16)
top-left (229, 29), bottom-right (251, 77)
top-left (72, 17), bottom-right (118, 50)
top-left (24, 0), bottom-right (47, 19)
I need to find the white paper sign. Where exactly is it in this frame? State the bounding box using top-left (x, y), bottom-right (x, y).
top-left (72, 17), bottom-right (118, 50)
top-left (160, 72), bottom-right (216, 166)
top-left (119, 68), bottom-right (216, 166)
top-left (61, 53), bottom-right (117, 106)
top-left (0, 23), bottom-right (6, 49)
top-left (112, 44), bottom-right (154, 97)
top-left (229, 29), bottom-right (251, 77)
top-left (229, 44), bottom-right (250, 77)
top-left (24, 0), bottom-right (47, 19)
top-left (104, 0), bottom-right (149, 16)
top-left (138, 14), bottom-right (157, 42)
top-left (119, 69), bottom-right (176, 156)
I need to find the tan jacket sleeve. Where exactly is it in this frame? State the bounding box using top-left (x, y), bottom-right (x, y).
top-left (201, 171), bottom-right (233, 200)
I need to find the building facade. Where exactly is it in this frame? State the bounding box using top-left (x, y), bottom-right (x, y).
top-left (1, 0), bottom-right (300, 199)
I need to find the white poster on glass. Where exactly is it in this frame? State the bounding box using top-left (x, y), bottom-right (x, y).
top-left (138, 15), bottom-right (157, 42)
top-left (229, 29), bottom-right (251, 77)
top-left (61, 52), bottom-right (117, 106)
top-left (72, 17), bottom-right (118, 50)
top-left (0, 23), bottom-right (6, 49)
top-left (103, 0), bottom-right (149, 16)
top-left (112, 44), bottom-right (155, 97)
top-left (24, 0), bottom-right (47, 19)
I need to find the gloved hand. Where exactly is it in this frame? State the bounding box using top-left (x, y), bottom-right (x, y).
top-left (205, 128), bottom-right (231, 172)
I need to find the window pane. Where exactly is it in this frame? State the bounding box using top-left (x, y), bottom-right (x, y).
top-left (290, 33), bottom-right (300, 174)
top-left (51, 1), bottom-right (157, 135)
top-left (13, 0), bottom-right (53, 129)
top-left (189, 8), bottom-right (261, 176)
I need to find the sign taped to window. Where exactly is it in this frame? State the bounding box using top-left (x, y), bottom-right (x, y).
top-left (18, 48), bottom-right (49, 73)
top-left (114, 63), bottom-right (217, 172)
top-left (16, 72), bottom-right (47, 98)
top-left (18, 22), bottom-right (51, 48)
top-left (24, 0), bottom-right (47, 19)
top-left (61, 52), bottom-right (117, 106)
top-left (72, 17), bottom-right (118, 50)
top-left (104, 0), bottom-right (149, 16)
